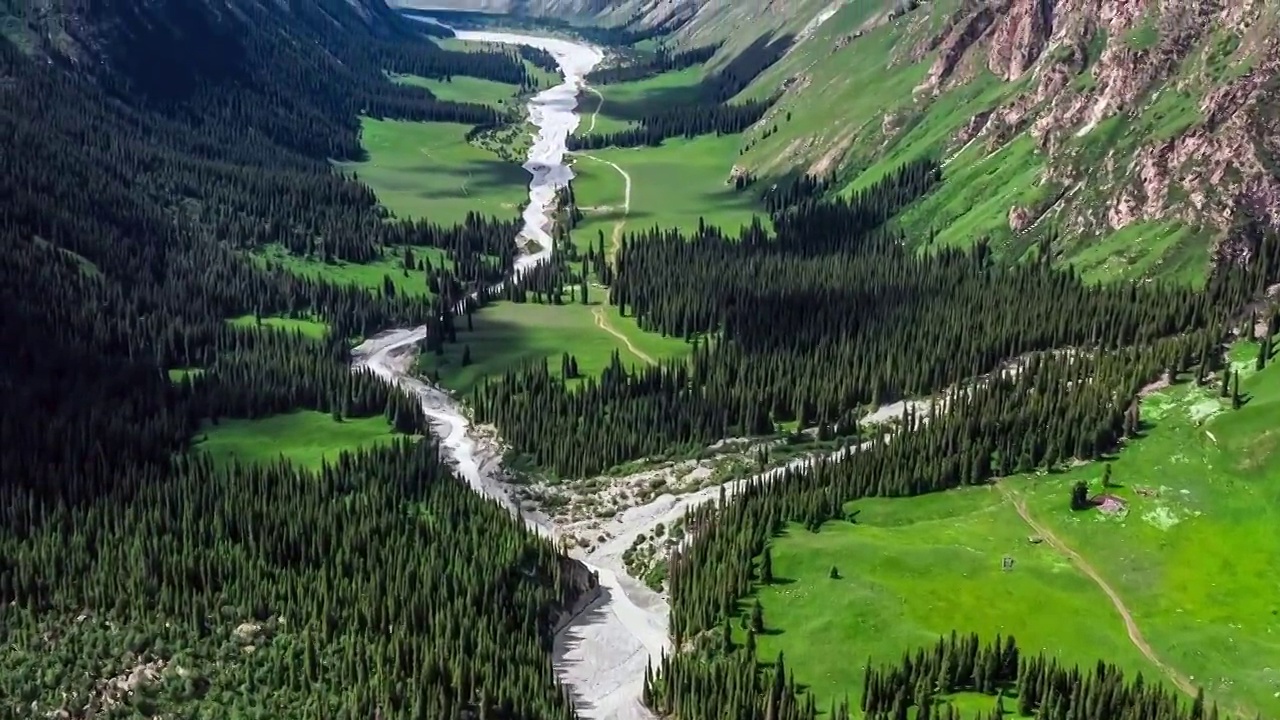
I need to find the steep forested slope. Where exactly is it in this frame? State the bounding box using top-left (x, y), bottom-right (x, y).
top-left (0, 1), bottom-right (590, 716)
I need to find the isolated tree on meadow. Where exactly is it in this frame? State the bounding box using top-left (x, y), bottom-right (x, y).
top-left (1070, 481), bottom-right (1090, 511)
top-left (750, 600), bottom-right (764, 633)
top-left (1101, 463), bottom-right (1113, 488)
top-left (829, 566), bottom-right (839, 579)
top-left (1232, 373), bottom-right (1242, 410)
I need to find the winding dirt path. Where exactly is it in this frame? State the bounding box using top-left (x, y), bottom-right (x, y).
top-left (585, 85), bottom-right (605, 133)
top-left (1000, 487), bottom-right (1199, 698)
top-left (571, 151), bottom-right (644, 363)
top-left (574, 152), bottom-right (632, 261)
top-left (593, 306), bottom-right (655, 365)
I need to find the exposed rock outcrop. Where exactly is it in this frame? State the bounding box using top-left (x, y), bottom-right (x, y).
top-left (904, 0), bottom-right (1280, 247)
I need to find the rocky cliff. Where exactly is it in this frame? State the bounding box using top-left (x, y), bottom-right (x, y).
top-left (912, 0), bottom-right (1280, 253)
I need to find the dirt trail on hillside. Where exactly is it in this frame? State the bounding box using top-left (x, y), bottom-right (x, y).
top-left (575, 152), bottom-right (632, 260)
top-left (574, 151), bottom-right (642, 363)
top-left (593, 307), bottom-right (655, 365)
top-left (585, 86), bottom-right (605, 133)
top-left (1001, 487), bottom-right (1200, 698)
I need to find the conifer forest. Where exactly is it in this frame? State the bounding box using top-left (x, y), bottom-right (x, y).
top-left (3, 0), bottom-right (1280, 718)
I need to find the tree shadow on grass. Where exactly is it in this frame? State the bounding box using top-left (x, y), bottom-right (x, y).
top-left (579, 207), bottom-right (654, 225)
top-left (588, 32), bottom-right (794, 125)
top-left (390, 158), bottom-right (533, 199)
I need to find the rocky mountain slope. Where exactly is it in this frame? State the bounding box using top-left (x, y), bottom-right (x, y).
top-left (771, 0), bottom-right (1280, 280)
top-left (752, 0), bottom-right (1276, 281)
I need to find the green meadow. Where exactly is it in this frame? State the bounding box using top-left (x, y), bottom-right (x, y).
top-left (227, 314), bottom-right (330, 340)
top-left (167, 368), bottom-right (204, 383)
top-left (746, 492), bottom-right (1160, 713)
top-left (578, 66), bottom-right (704, 136)
top-left (569, 135), bottom-right (765, 246)
top-left (193, 411), bottom-right (408, 470)
top-left (339, 118), bottom-right (529, 226)
top-left (416, 284), bottom-right (692, 395)
top-left (1009, 338), bottom-right (1280, 717)
top-left (745, 338), bottom-right (1280, 717)
top-left (253, 243), bottom-right (449, 299)
top-left (392, 72), bottom-right (522, 108)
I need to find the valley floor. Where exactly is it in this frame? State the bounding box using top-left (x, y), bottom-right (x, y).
top-left (176, 14), bottom-right (1280, 720)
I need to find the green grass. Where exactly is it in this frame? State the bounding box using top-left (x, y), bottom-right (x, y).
top-left (34, 237), bottom-right (100, 277)
top-left (747, 339), bottom-right (1280, 716)
top-left (391, 73), bottom-right (522, 109)
top-left (897, 134), bottom-right (1046, 254)
top-left (746, 492), bottom-right (1161, 713)
top-left (253, 243), bottom-right (449, 299)
top-left (338, 118), bottom-right (529, 226)
top-left (417, 285), bottom-right (692, 395)
top-left (569, 135), bottom-right (766, 244)
top-left (192, 411), bottom-right (407, 470)
top-left (1069, 221), bottom-right (1211, 286)
top-left (1125, 11), bottom-right (1160, 51)
top-left (579, 66), bottom-right (704, 136)
top-left (739, 4), bottom-right (931, 178)
top-left (167, 368), bottom-right (204, 383)
top-left (227, 314), bottom-right (330, 339)
top-left (1008, 339), bottom-right (1280, 717)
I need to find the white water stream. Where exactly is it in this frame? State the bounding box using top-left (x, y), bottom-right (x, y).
top-left (352, 21), bottom-right (668, 720)
top-left (351, 20), bottom-right (916, 718)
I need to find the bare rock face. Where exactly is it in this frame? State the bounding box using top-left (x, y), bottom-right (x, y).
top-left (1008, 205), bottom-right (1033, 232)
top-left (918, 2), bottom-right (1005, 93)
top-left (912, 0), bottom-right (1280, 246)
top-left (986, 0), bottom-right (1053, 80)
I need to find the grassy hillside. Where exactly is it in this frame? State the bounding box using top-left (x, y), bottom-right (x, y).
top-left (744, 335), bottom-right (1280, 716)
top-left (569, 135), bottom-right (764, 246)
top-left (553, 0), bottom-right (1278, 286)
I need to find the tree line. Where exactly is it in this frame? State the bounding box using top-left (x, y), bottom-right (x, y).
top-left (645, 631), bottom-right (1224, 720)
top-left (1, 439), bottom-right (590, 719)
top-left (586, 42), bottom-right (722, 85)
top-left (566, 97), bottom-right (775, 149)
top-left (568, 32), bottom-right (794, 150)
top-left (93, 0), bottom-right (538, 161)
top-left (637, 213), bottom-right (1279, 720)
